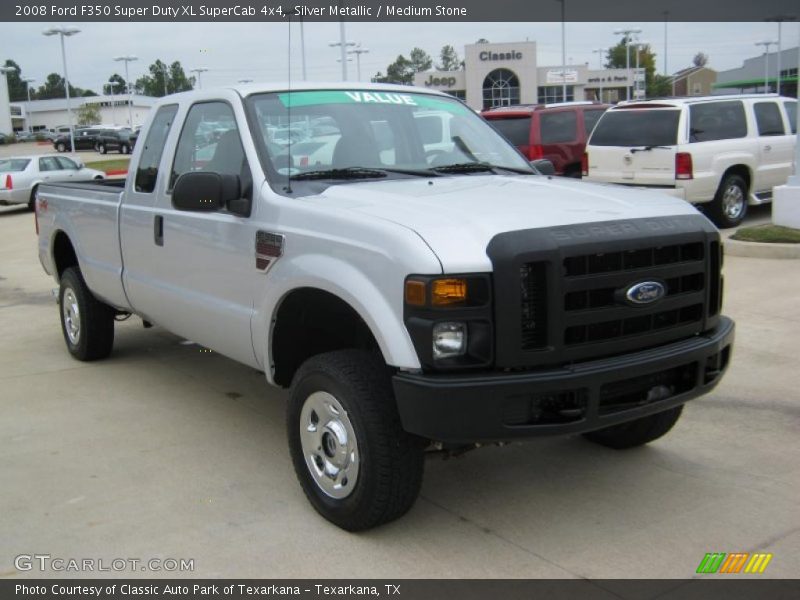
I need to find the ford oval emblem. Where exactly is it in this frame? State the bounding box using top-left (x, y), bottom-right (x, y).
top-left (625, 281), bottom-right (666, 305)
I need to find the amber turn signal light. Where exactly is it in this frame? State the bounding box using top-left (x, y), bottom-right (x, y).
top-left (432, 278), bottom-right (467, 306)
top-left (404, 280), bottom-right (426, 306)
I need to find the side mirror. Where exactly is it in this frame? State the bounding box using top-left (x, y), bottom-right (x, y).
top-left (530, 159), bottom-right (555, 176)
top-left (172, 171), bottom-right (241, 213)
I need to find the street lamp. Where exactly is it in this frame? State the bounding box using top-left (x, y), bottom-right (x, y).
top-left (103, 81), bottom-right (119, 125)
top-left (348, 45), bottom-right (370, 82)
top-left (614, 27), bottom-right (642, 101)
top-left (0, 66), bottom-right (18, 135)
top-left (22, 77), bottom-right (35, 132)
top-left (592, 48), bottom-right (605, 102)
top-left (766, 16), bottom-right (797, 96)
top-left (113, 55), bottom-right (138, 127)
top-left (556, 0), bottom-right (567, 102)
top-left (634, 42), bottom-right (647, 100)
top-left (329, 25), bottom-right (356, 81)
top-left (190, 67), bottom-right (208, 90)
top-left (755, 41), bottom-right (777, 93)
top-left (43, 26), bottom-right (80, 153)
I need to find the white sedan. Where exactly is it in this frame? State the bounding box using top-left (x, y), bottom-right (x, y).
top-left (0, 154), bottom-right (105, 210)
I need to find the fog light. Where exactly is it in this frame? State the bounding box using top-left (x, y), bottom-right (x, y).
top-left (432, 322), bottom-right (467, 359)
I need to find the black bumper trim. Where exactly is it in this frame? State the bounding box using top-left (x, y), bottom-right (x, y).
top-left (393, 316), bottom-right (734, 443)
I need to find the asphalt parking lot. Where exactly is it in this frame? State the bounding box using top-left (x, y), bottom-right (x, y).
top-left (0, 203), bottom-right (798, 581)
top-left (0, 140), bottom-right (127, 165)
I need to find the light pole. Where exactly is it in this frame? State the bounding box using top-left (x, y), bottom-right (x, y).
top-left (43, 26), bottom-right (80, 153)
top-left (634, 42), bottom-right (646, 100)
top-left (103, 81), bottom-right (118, 125)
top-left (766, 17), bottom-right (797, 96)
top-left (755, 41), bottom-right (777, 93)
top-left (190, 67), bottom-right (208, 90)
top-left (22, 77), bottom-right (35, 132)
top-left (663, 11), bottom-right (669, 76)
top-left (0, 66), bottom-right (18, 136)
top-left (556, 0), bottom-right (567, 101)
top-left (348, 45), bottom-right (370, 82)
top-left (614, 27), bottom-right (642, 101)
top-left (113, 55), bottom-right (138, 127)
top-left (300, 20), bottom-right (307, 81)
top-left (329, 24), bottom-right (356, 81)
top-left (592, 48), bottom-right (605, 102)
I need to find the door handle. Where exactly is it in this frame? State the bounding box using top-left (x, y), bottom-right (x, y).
top-left (764, 145), bottom-right (772, 151)
top-left (154, 215), bottom-right (164, 246)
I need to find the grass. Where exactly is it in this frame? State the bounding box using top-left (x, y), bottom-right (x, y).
top-left (85, 158), bottom-right (130, 173)
top-left (731, 224), bottom-right (800, 244)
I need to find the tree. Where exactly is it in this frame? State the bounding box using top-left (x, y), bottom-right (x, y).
top-left (476, 38), bottom-right (490, 44)
top-left (3, 59), bottom-right (29, 101)
top-left (168, 61), bottom-right (194, 93)
top-left (35, 72), bottom-right (95, 99)
top-left (436, 45), bottom-right (463, 71)
top-left (693, 52), bottom-right (709, 67)
top-left (605, 36), bottom-right (661, 98)
top-left (75, 102), bottom-right (101, 126)
top-left (409, 47), bottom-right (433, 73)
top-left (373, 48), bottom-right (432, 84)
top-left (129, 60), bottom-right (194, 97)
top-left (106, 73), bottom-right (127, 94)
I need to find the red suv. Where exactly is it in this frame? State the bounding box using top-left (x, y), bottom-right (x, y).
top-left (482, 102), bottom-right (610, 177)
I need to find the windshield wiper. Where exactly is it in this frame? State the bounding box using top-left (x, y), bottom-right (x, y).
top-left (290, 167), bottom-right (388, 180)
top-left (630, 145), bottom-right (671, 153)
top-left (431, 162), bottom-right (497, 174)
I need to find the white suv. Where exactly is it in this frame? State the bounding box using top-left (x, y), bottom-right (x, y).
top-left (584, 94), bottom-right (798, 227)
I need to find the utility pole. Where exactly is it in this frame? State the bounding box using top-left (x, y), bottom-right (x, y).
top-left (43, 26), bottom-right (80, 153)
top-left (614, 28), bottom-right (642, 101)
top-left (755, 41), bottom-right (777, 93)
top-left (329, 23), bottom-right (355, 81)
top-left (190, 67), bottom-right (208, 90)
top-left (113, 55), bottom-right (138, 127)
top-left (348, 45), bottom-right (370, 82)
top-left (592, 48), bottom-right (605, 102)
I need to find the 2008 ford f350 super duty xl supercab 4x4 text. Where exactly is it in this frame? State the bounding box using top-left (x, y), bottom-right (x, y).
top-left (36, 83), bottom-right (734, 531)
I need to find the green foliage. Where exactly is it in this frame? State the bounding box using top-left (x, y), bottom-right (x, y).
top-left (605, 36), bottom-right (664, 98)
top-left (106, 73), bottom-right (127, 94)
top-left (437, 45), bottom-right (463, 71)
top-left (731, 224), bottom-right (800, 244)
top-left (3, 59), bottom-right (28, 101)
top-left (133, 60), bottom-right (195, 97)
top-left (372, 47), bottom-right (434, 84)
top-left (75, 102), bottom-right (101, 126)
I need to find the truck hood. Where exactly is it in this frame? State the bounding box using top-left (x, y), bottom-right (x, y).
top-left (306, 174), bottom-right (703, 272)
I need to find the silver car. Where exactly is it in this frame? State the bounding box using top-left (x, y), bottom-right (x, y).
top-left (0, 154), bottom-right (105, 210)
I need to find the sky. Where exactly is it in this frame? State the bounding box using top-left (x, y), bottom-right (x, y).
top-left (2, 21), bottom-right (799, 91)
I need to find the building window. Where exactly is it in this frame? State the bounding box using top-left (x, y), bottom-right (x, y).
top-left (482, 69), bottom-right (520, 110)
top-left (537, 86), bottom-right (574, 104)
top-left (445, 90), bottom-right (466, 101)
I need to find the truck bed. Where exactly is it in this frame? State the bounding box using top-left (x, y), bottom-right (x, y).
top-left (37, 179), bottom-right (130, 311)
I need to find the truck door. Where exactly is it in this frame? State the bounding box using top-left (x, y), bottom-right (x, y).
top-left (753, 100), bottom-right (794, 194)
top-left (126, 100), bottom-right (258, 367)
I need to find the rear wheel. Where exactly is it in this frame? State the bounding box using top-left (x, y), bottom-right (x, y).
top-left (120, 144), bottom-right (129, 155)
top-left (97, 143), bottom-right (107, 154)
top-left (709, 174), bottom-right (748, 228)
top-left (287, 350), bottom-right (425, 531)
top-left (28, 185), bottom-right (38, 212)
top-left (582, 406), bottom-right (684, 449)
top-left (56, 142), bottom-right (66, 152)
top-left (59, 267), bottom-right (115, 361)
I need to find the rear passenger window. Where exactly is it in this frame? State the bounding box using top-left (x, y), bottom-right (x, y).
top-left (583, 110), bottom-right (605, 134)
top-left (689, 101), bottom-right (747, 142)
top-left (782, 101), bottom-right (796, 134)
top-left (486, 117), bottom-right (532, 147)
top-left (540, 111), bottom-right (577, 144)
top-left (754, 102), bottom-right (785, 136)
top-left (135, 104), bottom-right (178, 194)
top-left (39, 157), bottom-right (60, 172)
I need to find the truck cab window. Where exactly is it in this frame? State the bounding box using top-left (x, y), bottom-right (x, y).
top-left (134, 104), bottom-right (178, 194)
top-left (170, 101), bottom-right (250, 195)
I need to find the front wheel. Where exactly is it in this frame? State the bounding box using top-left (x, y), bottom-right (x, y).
top-left (287, 350), bottom-right (425, 531)
top-left (59, 267), bottom-right (115, 361)
top-left (582, 405), bottom-right (684, 449)
top-left (120, 144), bottom-right (129, 155)
top-left (709, 174), bottom-right (748, 228)
top-left (56, 142), bottom-right (66, 152)
top-left (97, 143), bottom-right (107, 155)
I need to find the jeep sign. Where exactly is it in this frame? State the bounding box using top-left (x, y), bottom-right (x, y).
top-left (424, 75), bottom-right (458, 88)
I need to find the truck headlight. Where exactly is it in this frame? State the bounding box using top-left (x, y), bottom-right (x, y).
top-left (432, 322), bottom-right (467, 359)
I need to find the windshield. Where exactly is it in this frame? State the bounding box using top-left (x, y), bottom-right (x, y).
top-left (590, 109), bottom-right (680, 147)
top-left (247, 90), bottom-right (532, 185)
top-left (0, 159), bottom-right (31, 172)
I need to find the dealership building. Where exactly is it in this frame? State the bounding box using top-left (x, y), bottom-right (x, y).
top-left (413, 41), bottom-right (642, 110)
top-left (10, 94), bottom-right (157, 133)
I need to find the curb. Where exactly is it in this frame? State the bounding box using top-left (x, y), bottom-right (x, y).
top-left (723, 236), bottom-right (800, 259)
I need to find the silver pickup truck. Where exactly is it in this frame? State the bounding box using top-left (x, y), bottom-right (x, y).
top-left (36, 83), bottom-right (734, 531)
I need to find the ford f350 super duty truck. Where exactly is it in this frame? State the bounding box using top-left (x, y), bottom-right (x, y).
top-left (36, 83), bottom-right (734, 531)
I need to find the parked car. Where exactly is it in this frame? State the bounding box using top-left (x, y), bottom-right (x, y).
top-left (53, 127), bottom-right (105, 152)
top-left (482, 101), bottom-right (610, 177)
top-left (36, 83), bottom-right (733, 531)
top-left (95, 128), bottom-right (136, 154)
top-left (0, 154), bottom-right (104, 210)
top-left (584, 94), bottom-right (798, 227)
top-left (0, 133), bottom-right (9, 145)
top-left (15, 131), bottom-right (36, 142)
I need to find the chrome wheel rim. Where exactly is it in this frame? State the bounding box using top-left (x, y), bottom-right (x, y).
top-left (62, 287), bottom-right (81, 345)
top-left (299, 391), bottom-right (359, 499)
top-left (722, 184), bottom-right (745, 220)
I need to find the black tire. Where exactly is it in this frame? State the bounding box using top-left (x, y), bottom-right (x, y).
top-left (582, 405), bottom-right (684, 450)
top-left (58, 267), bottom-right (115, 361)
top-left (708, 174), bottom-right (748, 228)
top-left (56, 142), bottom-right (66, 152)
top-left (287, 349), bottom-right (425, 531)
top-left (98, 143), bottom-right (107, 155)
top-left (120, 144), bottom-right (129, 155)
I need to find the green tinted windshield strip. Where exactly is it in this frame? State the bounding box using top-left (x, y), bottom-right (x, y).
top-left (276, 90), bottom-right (469, 115)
